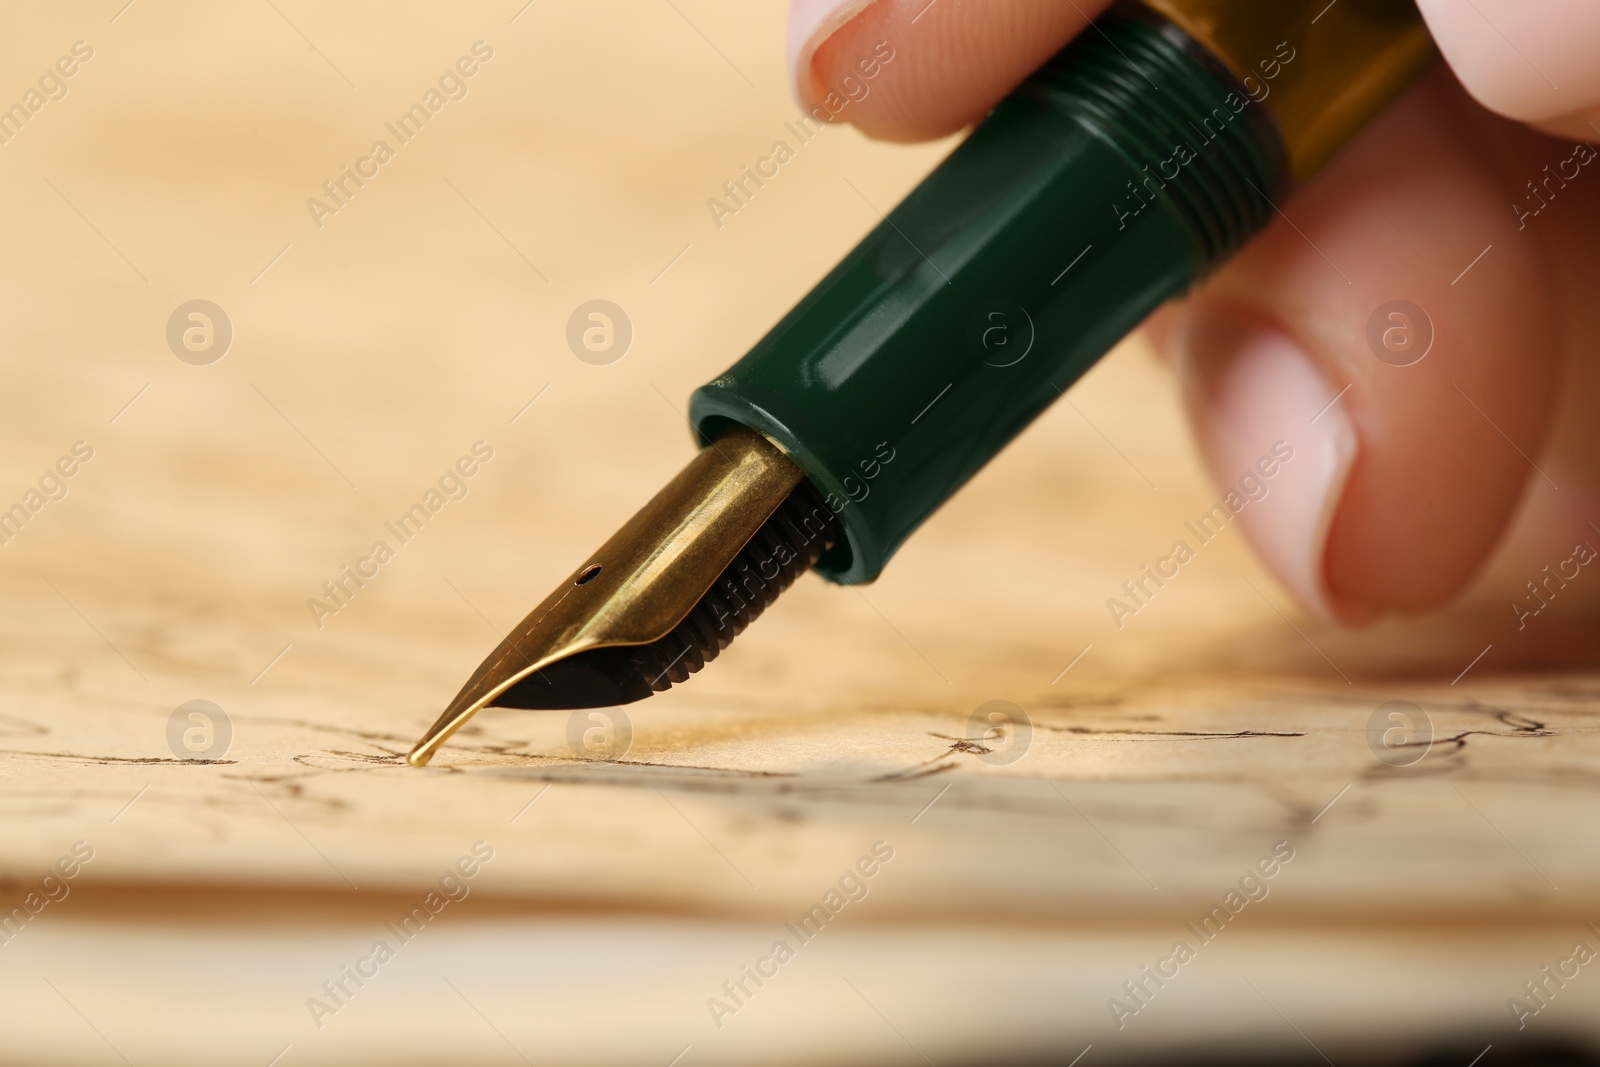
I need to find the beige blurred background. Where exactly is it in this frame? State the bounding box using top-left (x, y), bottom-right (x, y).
top-left (2, 0), bottom-right (1581, 739)
top-left (2, 2), bottom-right (1598, 1065)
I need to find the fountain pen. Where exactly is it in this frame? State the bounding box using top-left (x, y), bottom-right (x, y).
top-left (407, 0), bottom-right (1433, 765)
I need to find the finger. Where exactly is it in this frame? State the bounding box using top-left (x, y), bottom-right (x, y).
top-left (1154, 67), bottom-right (1585, 622)
top-left (1416, 0), bottom-right (1600, 142)
top-left (788, 0), bottom-right (1112, 143)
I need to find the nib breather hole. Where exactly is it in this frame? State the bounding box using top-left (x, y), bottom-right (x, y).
top-left (492, 477), bottom-right (840, 712)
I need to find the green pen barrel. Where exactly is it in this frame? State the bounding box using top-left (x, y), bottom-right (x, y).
top-left (689, 12), bottom-right (1281, 583)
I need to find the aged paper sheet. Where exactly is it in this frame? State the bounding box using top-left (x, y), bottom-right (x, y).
top-left (0, 2), bottom-right (1595, 1063)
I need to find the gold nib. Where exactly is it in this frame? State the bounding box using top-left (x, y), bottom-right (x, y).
top-left (407, 427), bottom-right (816, 767)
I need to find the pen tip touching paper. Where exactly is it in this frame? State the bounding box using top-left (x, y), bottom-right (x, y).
top-left (406, 427), bottom-right (839, 766)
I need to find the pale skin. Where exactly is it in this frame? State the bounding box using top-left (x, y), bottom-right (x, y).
top-left (791, 0), bottom-right (1600, 657)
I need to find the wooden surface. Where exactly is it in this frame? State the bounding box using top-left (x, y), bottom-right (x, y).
top-left (1, 2), bottom-right (1597, 1064)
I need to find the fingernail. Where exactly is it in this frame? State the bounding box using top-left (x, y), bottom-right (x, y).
top-left (1176, 311), bottom-right (1361, 622)
top-left (1416, 0), bottom-right (1600, 129)
top-left (788, 0), bottom-right (877, 104)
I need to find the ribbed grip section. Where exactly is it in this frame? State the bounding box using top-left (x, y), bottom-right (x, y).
top-left (629, 479), bottom-right (840, 693)
top-left (491, 479), bottom-right (840, 712)
top-left (1027, 12), bottom-right (1280, 276)
top-left (690, 7), bottom-right (1288, 586)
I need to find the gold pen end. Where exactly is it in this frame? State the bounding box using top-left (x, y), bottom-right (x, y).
top-left (405, 426), bottom-right (839, 766)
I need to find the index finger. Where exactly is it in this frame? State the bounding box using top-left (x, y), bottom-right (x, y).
top-left (790, 0), bottom-right (1115, 143)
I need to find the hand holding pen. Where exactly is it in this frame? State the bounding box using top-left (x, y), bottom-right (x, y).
top-left (791, 0), bottom-right (1600, 629)
top-left (411, 0), bottom-right (1599, 763)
